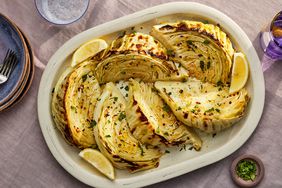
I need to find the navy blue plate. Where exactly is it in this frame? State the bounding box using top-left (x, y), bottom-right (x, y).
top-left (0, 14), bottom-right (27, 106)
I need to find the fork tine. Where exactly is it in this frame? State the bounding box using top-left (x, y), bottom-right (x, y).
top-left (0, 50), bottom-right (11, 72)
top-left (1, 51), bottom-right (17, 76)
top-left (6, 54), bottom-right (18, 77)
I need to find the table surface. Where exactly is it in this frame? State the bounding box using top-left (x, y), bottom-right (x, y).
top-left (1, 0), bottom-right (282, 187)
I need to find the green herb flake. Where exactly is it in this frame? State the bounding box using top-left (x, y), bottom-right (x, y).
top-left (113, 97), bottom-right (118, 102)
top-left (165, 150), bottom-right (170, 153)
top-left (191, 109), bottom-right (195, 113)
top-left (203, 39), bottom-right (210, 45)
top-left (121, 71), bottom-right (126, 75)
top-left (215, 108), bottom-right (220, 113)
top-left (89, 120), bottom-right (97, 128)
top-left (124, 86), bottom-right (129, 91)
top-left (202, 20), bottom-right (209, 24)
top-left (205, 107), bottom-right (214, 113)
top-left (166, 49), bottom-right (174, 56)
top-left (138, 144), bottom-right (144, 156)
top-left (105, 135), bottom-right (111, 138)
top-left (187, 40), bottom-right (193, 45)
top-left (162, 104), bottom-right (170, 113)
top-left (236, 160), bottom-right (257, 181)
top-left (200, 61), bottom-right (205, 71)
top-left (164, 132), bottom-right (169, 136)
top-left (82, 74), bottom-right (88, 82)
top-left (71, 106), bottom-right (77, 113)
top-left (119, 31), bottom-right (126, 37)
top-left (118, 112), bottom-right (126, 121)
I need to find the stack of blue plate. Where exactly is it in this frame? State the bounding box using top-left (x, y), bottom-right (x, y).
top-left (0, 14), bottom-right (34, 112)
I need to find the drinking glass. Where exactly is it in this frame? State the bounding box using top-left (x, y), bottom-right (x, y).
top-left (35, 0), bottom-right (90, 25)
top-left (260, 11), bottom-right (282, 60)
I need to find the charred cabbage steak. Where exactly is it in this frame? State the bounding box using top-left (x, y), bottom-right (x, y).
top-left (64, 61), bottom-right (101, 148)
top-left (155, 79), bottom-right (250, 133)
top-left (126, 79), bottom-right (202, 150)
top-left (151, 20), bottom-right (234, 84)
top-left (95, 33), bottom-right (187, 83)
top-left (93, 82), bottom-right (162, 172)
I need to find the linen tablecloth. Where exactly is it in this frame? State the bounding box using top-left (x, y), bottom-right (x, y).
top-left (1, 0), bottom-right (282, 187)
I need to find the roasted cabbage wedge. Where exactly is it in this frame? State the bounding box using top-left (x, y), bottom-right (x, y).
top-left (95, 32), bottom-right (187, 83)
top-left (151, 20), bottom-right (235, 84)
top-left (64, 61), bottom-right (101, 148)
top-left (126, 79), bottom-right (202, 150)
top-left (51, 67), bottom-right (74, 145)
top-left (155, 79), bottom-right (250, 133)
top-left (93, 82), bottom-right (162, 172)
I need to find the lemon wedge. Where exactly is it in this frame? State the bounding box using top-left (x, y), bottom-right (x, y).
top-left (229, 52), bottom-right (249, 94)
top-left (71, 39), bottom-right (108, 67)
top-left (79, 148), bottom-right (115, 180)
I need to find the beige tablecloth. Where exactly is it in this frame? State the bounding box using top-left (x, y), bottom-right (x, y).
top-left (1, 0), bottom-right (282, 187)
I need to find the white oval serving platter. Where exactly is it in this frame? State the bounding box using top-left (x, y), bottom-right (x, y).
top-left (37, 2), bottom-right (265, 188)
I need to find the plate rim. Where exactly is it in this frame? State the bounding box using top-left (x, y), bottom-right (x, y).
top-left (37, 2), bottom-right (265, 188)
top-left (0, 13), bottom-right (28, 106)
top-left (1, 28), bottom-right (35, 111)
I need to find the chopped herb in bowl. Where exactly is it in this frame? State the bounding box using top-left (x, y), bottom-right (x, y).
top-left (236, 159), bottom-right (257, 181)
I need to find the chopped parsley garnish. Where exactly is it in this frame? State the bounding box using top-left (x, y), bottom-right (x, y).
top-left (162, 104), bottom-right (170, 112)
top-left (113, 97), bottom-right (118, 102)
top-left (82, 74), bottom-right (88, 82)
top-left (121, 71), bottom-right (126, 74)
top-left (236, 160), bottom-right (257, 181)
top-left (164, 132), bottom-right (169, 136)
top-left (118, 112), bottom-right (126, 121)
top-left (89, 120), bottom-right (97, 128)
top-left (187, 40), bottom-right (193, 45)
top-left (165, 150), bottom-right (170, 153)
top-left (105, 135), bottom-right (111, 138)
top-left (191, 109), bottom-right (195, 113)
top-left (119, 30), bottom-right (126, 37)
top-left (205, 107), bottom-right (214, 113)
top-left (202, 20), bottom-right (209, 24)
top-left (166, 49), bottom-right (174, 56)
top-left (124, 85), bottom-right (129, 91)
top-left (71, 106), bottom-right (77, 113)
top-left (200, 61), bottom-right (205, 71)
top-left (215, 108), bottom-right (220, 113)
top-left (203, 39), bottom-right (210, 45)
top-left (138, 144), bottom-right (144, 156)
